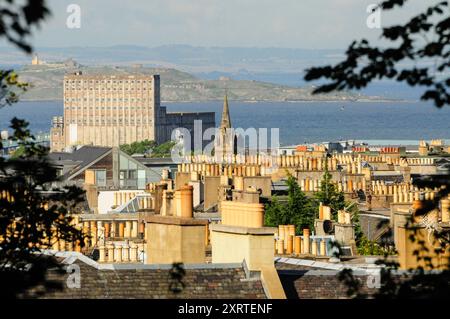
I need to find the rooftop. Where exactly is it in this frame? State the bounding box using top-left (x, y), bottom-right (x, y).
top-left (64, 73), bottom-right (158, 80)
top-left (48, 146), bottom-right (112, 179)
top-left (21, 251), bottom-right (267, 299)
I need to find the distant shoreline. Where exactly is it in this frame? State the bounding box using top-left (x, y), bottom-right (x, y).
top-left (3, 99), bottom-right (448, 145)
top-left (18, 98), bottom-right (411, 104)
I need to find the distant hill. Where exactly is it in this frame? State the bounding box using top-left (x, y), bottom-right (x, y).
top-left (1, 45), bottom-right (345, 73)
top-left (17, 64), bottom-right (375, 103)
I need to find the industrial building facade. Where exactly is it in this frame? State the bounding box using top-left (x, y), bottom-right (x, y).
top-left (51, 72), bottom-right (215, 152)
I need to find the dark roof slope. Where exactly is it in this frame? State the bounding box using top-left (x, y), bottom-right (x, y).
top-left (275, 258), bottom-right (412, 299)
top-left (275, 261), bottom-right (377, 299)
top-left (22, 253), bottom-right (266, 299)
top-left (48, 146), bottom-right (112, 179)
top-left (49, 146), bottom-right (111, 165)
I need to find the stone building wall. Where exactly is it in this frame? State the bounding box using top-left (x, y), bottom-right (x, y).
top-left (51, 73), bottom-right (215, 151)
top-left (159, 109), bottom-right (216, 149)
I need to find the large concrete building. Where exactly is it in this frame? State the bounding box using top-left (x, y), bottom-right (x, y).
top-left (51, 72), bottom-right (214, 152)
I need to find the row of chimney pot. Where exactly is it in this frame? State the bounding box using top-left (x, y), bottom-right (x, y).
top-left (160, 185), bottom-right (194, 218)
top-left (73, 220), bottom-right (145, 245)
top-left (299, 178), bottom-right (365, 193)
top-left (50, 219), bottom-right (145, 251)
top-left (182, 154), bottom-right (275, 166)
top-left (335, 154), bottom-right (402, 165)
top-left (220, 201), bottom-right (265, 228)
top-left (177, 154), bottom-right (437, 172)
top-left (179, 154), bottom-right (334, 168)
top-left (420, 139), bottom-right (443, 147)
top-left (393, 191), bottom-right (438, 203)
top-left (178, 163), bottom-right (262, 177)
top-left (277, 157), bottom-right (340, 171)
top-left (406, 158), bottom-right (435, 165)
top-left (98, 242), bottom-right (145, 263)
top-left (371, 182), bottom-right (421, 195)
top-left (368, 182), bottom-right (440, 203)
top-left (275, 228), bottom-right (329, 256)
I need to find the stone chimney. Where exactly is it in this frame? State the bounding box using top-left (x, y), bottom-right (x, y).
top-left (210, 200), bottom-right (286, 298)
top-left (334, 210), bottom-right (355, 247)
top-left (145, 184), bottom-right (207, 264)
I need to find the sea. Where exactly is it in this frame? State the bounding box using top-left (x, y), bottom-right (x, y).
top-left (0, 100), bottom-right (449, 146)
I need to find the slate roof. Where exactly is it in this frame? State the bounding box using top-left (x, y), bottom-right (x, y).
top-left (48, 146), bottom-right (112, 179)
top-left (133, 157), bottom-right (176, 166)
top-left (49, 146), bottom-right (111, 164)
top-left (21, 252), bottom-right (267, 299)
top-left (274, 257), bottom-right (418, 299)
top-left (275, 258), bottom-right (379, 299)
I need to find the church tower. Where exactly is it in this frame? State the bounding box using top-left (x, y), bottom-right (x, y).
top-left (220, 94), bottom-right (231, 129)
top-left (215, 94), bottom-right (235, 160)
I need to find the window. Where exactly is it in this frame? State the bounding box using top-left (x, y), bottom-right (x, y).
top-left (95, 170), bottom-right (106, 187)
top-left (119, 154), bottom-right (146, 189)
top-left (138, 170), bottom-right (146, 189)
top-left (128, 170), bottom-right (137, 179)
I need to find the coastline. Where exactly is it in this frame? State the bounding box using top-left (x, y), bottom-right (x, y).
top-left (18, 97), bottom-right (411, 104)
top-left (2, 100), bottom-right (449, 144)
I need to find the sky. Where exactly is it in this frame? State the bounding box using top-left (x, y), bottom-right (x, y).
top-left (14, 0), bottom-right (434, 50)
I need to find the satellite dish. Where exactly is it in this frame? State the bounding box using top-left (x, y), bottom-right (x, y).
top-left (323, 220), bottom-right (334, 234)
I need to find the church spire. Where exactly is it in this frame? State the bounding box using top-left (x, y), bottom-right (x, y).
top-left (220, 93), bottom-right (231, 129)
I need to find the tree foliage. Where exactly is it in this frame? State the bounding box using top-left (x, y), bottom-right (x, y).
top-left (305, 0), bottom-right (450, 108)
top-left (0, 0), bottom-right (50, 53)
top-left (356, 236), bottom-right (396, 256)
top-left (120, 140), bottom-right (176, 158)
top-left (120, 139), bottom-right (156, 155)
top-left (152, 141), bottom-right (176, 158)
top-left (0, 118), bottom-right (86, 298)
top-left (0, 70), bottom-right (28, 107)
top-left (0, 1), bottom-right (49, 105)
top-left (264, 196), bottom-right (285, 226)
top-left (314, 161), bottom-right (345, 218)
top-left (0, 0), bottom-right (90, 298)
top-left (304, 0), bottom-right (450, 298)
top-left (265, 174), bottom-right (316, 234)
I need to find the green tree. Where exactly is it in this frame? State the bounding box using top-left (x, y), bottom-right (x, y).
top-left (356, 236), bottom-right (396, 256)
top-left (120, 140), bottom-right (175, 158)
top-left (120, 139), bottom-right (156, 155)
top-left (264, 196), bottom-right (286, 226)
top-left (314, 160), bottom-right (345, 218)
top-left (265, 174), bottom-right (316, 234)
top-left (285, 175), bottom-right (315, 232)
top-left (151, 141), bottom-right (176, 158)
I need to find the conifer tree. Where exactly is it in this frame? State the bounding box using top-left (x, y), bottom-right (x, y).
top-left (265, 174), bottom-right (316, 233)
top-left (314, 158), bottom-right (345, 218)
